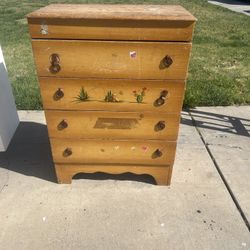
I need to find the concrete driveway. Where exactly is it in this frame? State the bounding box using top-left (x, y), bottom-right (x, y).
top-left (0, 107), bottom-right (249, 250)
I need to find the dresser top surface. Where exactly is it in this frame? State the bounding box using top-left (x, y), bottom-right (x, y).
top-left (27, 4), bottom-right (196, 22)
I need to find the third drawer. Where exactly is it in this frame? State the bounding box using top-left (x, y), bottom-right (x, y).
top-left (46, 111), bottom-right (181, 140)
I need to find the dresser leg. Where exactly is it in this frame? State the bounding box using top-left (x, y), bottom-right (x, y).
top-left (55, 164), bottom-right (72, 184)
top-left (153, 173), bottom-right (169, 185)
top-left (152, 166), bottom-right (172, 186)
top-left (167, 165), bottom-right (173, 185)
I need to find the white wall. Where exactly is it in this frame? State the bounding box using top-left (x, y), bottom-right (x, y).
top-left (0, 46), bottom-right (19, 151)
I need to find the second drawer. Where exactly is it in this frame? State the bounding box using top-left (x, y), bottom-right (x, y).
top-left (40, 78), bottom-right (185, 113)
top-left (46, 111), bottom-right (180, 140)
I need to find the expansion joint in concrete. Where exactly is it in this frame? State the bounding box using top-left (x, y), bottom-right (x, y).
top-left (0, 154), bottom-right (10, 194)
top-left (188, 109), bottom-right (250, 232)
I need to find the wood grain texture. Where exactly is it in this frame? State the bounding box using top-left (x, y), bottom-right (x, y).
top-left (55, 163), bottom-right (172, 185)
top-left (39, 77), bottom-right (185, 113)
top-left (32, 40), bottom-right (191, 79)
top-left (27, 4), bottom-right (196, 21)
top-left (50, 138), bottom-right (176, 165)
top-left (28, 19), bottom-right (195, 41)
top-left (27, 4), bottom-right (196, 185)
top-left (45, 110), bottom-right (180, 140)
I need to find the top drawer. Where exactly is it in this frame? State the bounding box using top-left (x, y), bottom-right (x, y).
top-left (32, 40), bottom-right (191, 80)
top-left (27, 4), bottom-right (196, 41)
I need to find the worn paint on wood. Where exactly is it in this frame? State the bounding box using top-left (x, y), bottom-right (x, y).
top-left (32, 40), bottom-right (192, 80)
top-left (27, 4), bottom-right (196, 185)
top-left (50, 138), bottom-right (177, 165)
top-left (45, 110), bottom-right (180, 140)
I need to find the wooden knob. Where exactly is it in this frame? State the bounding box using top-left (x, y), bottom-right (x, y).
top-left (162, 55), bottom-right (173, 68)
top-left (154, 90), bottom-right (168, 107)
top-left (57, 119), bottom-right (68, 130)
top-left (155, 121), bottom-right (165, 131)
top-left (155, 97), bottom-right (165, 106)
top-left (50, 64), bottom-right (61, 73)
top-left (54, 88), bottom-right (64, 100)
top-left (152, 149), bottom-right (163, 158)
top-left (63, 148), bottom-right (72, 157)
top-left (160, 90), bottom-right (168, 98)
top-left (49, 53), bottom-right (61, 73)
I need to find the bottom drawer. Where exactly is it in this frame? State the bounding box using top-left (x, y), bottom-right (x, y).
top-left (50, 138), bottom-right (176, 166)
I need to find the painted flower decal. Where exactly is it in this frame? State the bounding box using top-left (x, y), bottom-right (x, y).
top-left (74, 87), bottom-right (89, 102)
top-left (141, 146), bottom-right (149, 152)
top-left (133, 87), bottom-right (147, 103)
top-left (104, 90), bottom-right (120, 102)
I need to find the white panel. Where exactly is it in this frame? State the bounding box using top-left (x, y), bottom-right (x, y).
top-left (0, 46), bottom-right (19, 151)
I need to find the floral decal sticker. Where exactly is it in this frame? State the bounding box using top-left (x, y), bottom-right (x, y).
top-left (141, 146), bottom-right (149, 152)
top-left (133, 87), bottom-right (147, 103)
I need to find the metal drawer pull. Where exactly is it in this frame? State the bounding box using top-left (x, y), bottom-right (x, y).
top-left (50, 53), bottom-right (61, 73)
top-left (63, 148), bottom-right (72, 157)
top-left (152, 149), bottom-right (163, 158)
top-left (57, 120), bottom-right (68, 130)
top-left (54, 88), bottom-right (64, 100)
top-left (155, 90), bottom-right (168, 106)
top-left (162, 55), bottom-right (173, 68)
top-left (155, 121), bottom-right (165, 131)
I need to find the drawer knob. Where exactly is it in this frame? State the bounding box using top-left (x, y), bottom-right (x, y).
top-left (57, 120), bottom-right (68, 130)
top-left (162, 55), bottom-right (173, 68)
top-left (63, 148), bottom-right (72, 157)
top-left (155, 90), bottom-right (168, 107)
top-left (152, 149), bottom-right (163, 158)
top-left (54, 88), bottom-right (64, 100)
top-left (50, 53), bottom-right (61, 73)
top-left (155, 121), bottom-right (166, 131)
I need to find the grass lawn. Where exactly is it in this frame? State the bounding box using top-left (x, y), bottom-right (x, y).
top-left (0, 0), bottom-right (249, 109)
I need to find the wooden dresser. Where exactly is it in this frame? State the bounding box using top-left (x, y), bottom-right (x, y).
top-left (27, 4), bottom-right (196, 185)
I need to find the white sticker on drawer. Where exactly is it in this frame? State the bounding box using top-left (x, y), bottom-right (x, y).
top-left (129, 51), bottom-right (137, 59)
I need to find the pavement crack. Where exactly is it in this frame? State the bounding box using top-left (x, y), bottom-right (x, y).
top-left (206, 143), bottom-right (243, 150)
top-left (188, 109), bottom-right (250, 232)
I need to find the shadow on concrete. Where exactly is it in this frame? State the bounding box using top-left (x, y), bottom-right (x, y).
top-left (73, 172), bottom-right (156, 184)
top-left (209, 0), bottom-right (250, 5)
top-left (0, 122), bottom-right (56, 183)
top-left (0, 121), bottom-right (156, 184)
top-left (182, 109), bottom-right (250, 137)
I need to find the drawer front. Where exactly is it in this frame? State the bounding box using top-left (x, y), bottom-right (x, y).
top-left (39, 78), bottom-right (185, 113)
top-left (28, 19), bottom-right (195, 42)
top-left (46, 111), bottom-right (180, 140)
top-left (32, 40), bottom-right (191, 79)
top-left (50, 138), bottom-right (176, 165)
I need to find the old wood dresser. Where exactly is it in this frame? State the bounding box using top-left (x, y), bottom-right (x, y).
top-left (27, 4), bottom-right (196, 185)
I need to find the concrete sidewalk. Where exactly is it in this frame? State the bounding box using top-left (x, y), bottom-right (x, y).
top-left (0, 108), bottom-right (249, 250)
